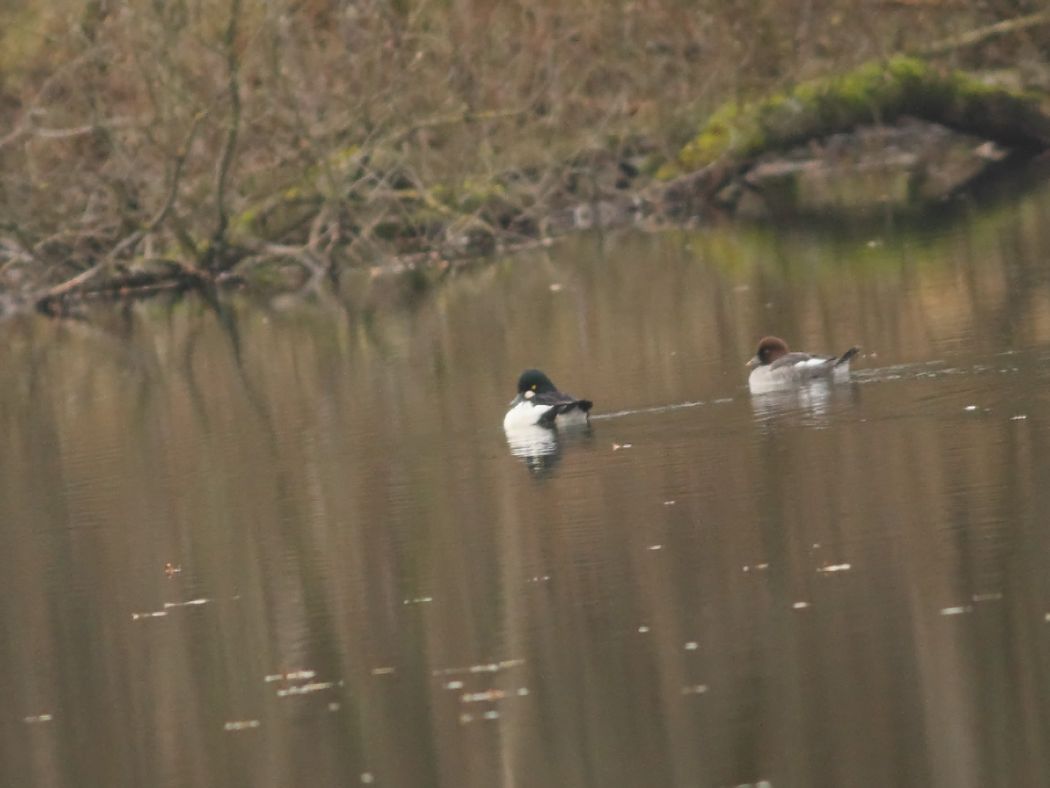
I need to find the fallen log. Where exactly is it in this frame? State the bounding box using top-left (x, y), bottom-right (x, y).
top-left (671, 56), bottom-right (1050, 172)
top-left (661, 56), bottom-right (1050, 216)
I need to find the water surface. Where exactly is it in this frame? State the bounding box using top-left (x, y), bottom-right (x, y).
top-left (4, 181), bottom-right (1050, 788)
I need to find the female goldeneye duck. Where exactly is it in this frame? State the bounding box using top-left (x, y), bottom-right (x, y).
top-left (747, 336), bottom-right (859, 392)
top-left (503, 369), bottom-right (593, 430)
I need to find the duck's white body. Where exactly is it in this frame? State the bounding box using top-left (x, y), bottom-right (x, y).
top-left (748, 355), bottom-right (853, 393)
top-left (503, 399), bottom-right (553, 430)
top-left (503, 398), bottom-right (591, 430)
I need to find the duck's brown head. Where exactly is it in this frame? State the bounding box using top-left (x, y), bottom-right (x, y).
top-left (747, 336), bottom-right (790, 368)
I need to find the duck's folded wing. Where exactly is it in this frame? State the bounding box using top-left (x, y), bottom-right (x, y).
top-left (533, 390), bottom-right (579, 407)
top-left (769, 352), bottom-right (834, 370)
top-left (533, 390), bottom-right (593, 425)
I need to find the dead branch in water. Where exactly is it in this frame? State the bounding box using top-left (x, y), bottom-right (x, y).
top-left (34, 113), bottom-right (209, 313)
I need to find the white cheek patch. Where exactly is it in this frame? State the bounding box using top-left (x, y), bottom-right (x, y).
top-left (524, 390), bottom-right (535, 399)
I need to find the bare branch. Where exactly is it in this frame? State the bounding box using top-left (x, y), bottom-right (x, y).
top-left (212, 0), bottom-right (243, 259)
top-left (919, 11), bottom-right (1050, 56)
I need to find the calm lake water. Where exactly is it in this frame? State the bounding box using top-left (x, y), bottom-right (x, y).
top-left (4, 177), bottom-right (1050, 788)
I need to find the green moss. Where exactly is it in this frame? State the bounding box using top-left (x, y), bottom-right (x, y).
top-left (677, 101), bottom-right (752, 171)
top-left (453, 179), bottom-right (507, 213)
top-left (675, 56), bottom-right (1037, 172)
top-left (232, 207), bottom-right (259, 233)
top-left (331, 145), bottom-right (363, 167)
top-left (654, 161), bottom-right (682, 180)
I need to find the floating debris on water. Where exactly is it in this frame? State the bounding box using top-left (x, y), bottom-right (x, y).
top-left (684, 641), bottom-right (698, 651)
top-left (971, 592), bottom-right (1003, 603)
top-left (371, 667), bottom-right (396, 676)
top-left (444, 680), bottom-right (464, 690)
top-left (163, 562), bottom-right (182, 578)
top-left (637, 625), bottom-right (650, 634)
top-left (131, 610), bottom-right (168, 621)
top-left (328, 702), bottom-right (341, 712)
top-left (433, 659), bottom-right (525, 677)
top-left (527, 575), bottom-right (551, 583)
top-left (648, 544), bottom-right (663, 551)
top-left (1012, 414), bottom-right (1028, 421)
top-left (462, 690), bottom-right (506, 703)
top-left (460, 711), bottom-right (501, 724)
top-left (681, 684), bottom-right (708, 696)
top-left (792, 602), bottom-right (810, 610)
top-left (817, 563), bottom-right (851, 574)
top-left (712, 398), bottom-right (733, 405)
top-left (467, 662), bottom-right (519, 674)
top-left (460, 688), bottom-right (530, 704)
top-left (360, 773), bottom-right (375, 784)
top-left (265, 670), bottom-right (317, 683)
top-left (940, 606), bottom-right (973, 616)
top-left (23, 714), bottom-right (53, 724)
top-left (742, 563), bottom-right (769, 573)
top-left (612, 443), bottom-right (633, 451)
top-left (663, 500), bottom-right (676, 506)
top-left (964, 405), bottom-right (978, 412)
top-left (548, 283), bottom-right (563, 292)
top-left (223, 720), bottom-right (261, 731)
top-left (276, 681), bottom-right (338, 697)
top-left (163, 598), bottom-right (210, 609)
top-left (402, 596), bottom-right (433, 605)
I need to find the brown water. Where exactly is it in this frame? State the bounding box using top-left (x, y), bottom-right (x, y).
top-left (4, 181), bottom-right (1050, 788)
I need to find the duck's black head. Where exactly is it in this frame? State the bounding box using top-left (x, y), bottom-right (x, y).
top-left (749, 336), bottom-right (790, 367)
top-left (516, 369), bottom-right (558, 395)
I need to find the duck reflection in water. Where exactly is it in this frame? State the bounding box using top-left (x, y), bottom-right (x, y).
top-left (504, 422), bottom-right (563, 475)
top-left (750, 378), bottom-right (860, 429)
top-left (504, 421), bottom-right (593, 476)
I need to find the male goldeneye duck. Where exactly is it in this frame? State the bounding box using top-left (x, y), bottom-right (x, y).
top-left (747, 336), bottom-right (859, 392)
top-left (503, 369), bottom-right (593, 430)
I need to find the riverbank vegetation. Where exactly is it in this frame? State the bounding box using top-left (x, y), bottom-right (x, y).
top-left (1, 1), bottom-right (1049, 313)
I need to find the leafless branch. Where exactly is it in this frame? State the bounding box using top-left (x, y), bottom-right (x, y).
top-left (211, 0), bottom-right (243, 260)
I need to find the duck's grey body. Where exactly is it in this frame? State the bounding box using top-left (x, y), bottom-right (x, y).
top-left (747, 338), bottom-right (859, 393)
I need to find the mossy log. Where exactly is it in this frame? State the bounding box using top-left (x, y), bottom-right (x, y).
top-left (662, 57), bottom-right (1050, 213)
top-left (677, 57), bottom-right (1050, 170)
